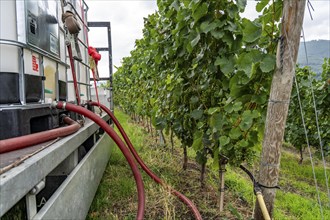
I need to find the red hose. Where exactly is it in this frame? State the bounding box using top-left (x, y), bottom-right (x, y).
top-left (55, 102), bottom-right (145, 220)
top-left (67, 44), bottom-right (81, 105)
top-left (89, 101), bottom-right (203, 220)
top-left (0, 116), bottom-right (80, 154)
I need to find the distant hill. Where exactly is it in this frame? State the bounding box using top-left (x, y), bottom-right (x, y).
top-left (297, 40), bottom-right (330, 74)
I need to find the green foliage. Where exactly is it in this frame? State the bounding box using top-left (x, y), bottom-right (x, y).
top-left (100, 80), bottom-right (111, 90)
top-left (114, 0), bottom-right (282, 166)
top-left (228, 204), bottom-right (243, 220)
top-left (286, 58), bottom-right (330, 158)
top-left (88, 109), bottom-right (330, 219)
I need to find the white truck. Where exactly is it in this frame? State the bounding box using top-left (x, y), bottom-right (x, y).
top-left (0, 0), bottom-right (113, 219)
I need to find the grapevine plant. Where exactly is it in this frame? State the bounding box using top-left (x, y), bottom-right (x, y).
top-left (114, 0), bottom-right (283, 182)
top-left (286, 58), bottom-right (330, 162)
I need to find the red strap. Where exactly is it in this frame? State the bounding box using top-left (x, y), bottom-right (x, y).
top-left (88, 46), bottom-right (102, 111)
top-left (88, 46), bottom-right (101, 64)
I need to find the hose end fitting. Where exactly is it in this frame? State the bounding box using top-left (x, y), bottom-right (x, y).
top-left (51, 101), bottom-right (59, 109)
top-left (59, 114), bottom-right (68, 122)
top-left (51, 101), bottom-right (67, 110)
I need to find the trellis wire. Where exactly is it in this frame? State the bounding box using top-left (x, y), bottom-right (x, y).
top-left (281, 14), bottom-right (324, 217)
top-left (307, 0), bottom-right (315, 20)
top-left (294, 76), bottom-right (324, 219)
top-left (301, 27), bottom-right (330, 204)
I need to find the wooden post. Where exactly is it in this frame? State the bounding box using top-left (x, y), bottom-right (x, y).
top-left (149, 117), bottom-right (154, 137)
top-left (170, 129), bottom-right (174, 154)
top-left (219, 156), bottom-right (228, 212)
top-left (158, 129), bottom-right (166, 146)
top-left (183, 145), bottom-right (188, 170)
top-left (254, 1), bottom-right (306, 219)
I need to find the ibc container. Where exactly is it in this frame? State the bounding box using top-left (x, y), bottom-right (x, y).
top-left (0, 0), bottom-right (91, 139)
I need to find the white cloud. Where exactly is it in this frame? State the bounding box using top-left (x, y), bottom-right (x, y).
top-left (86, 0), bottom-right (157, 77)
top-left (303, 1), bottom-right (330, 41)
top-left (86, 0), bottom-right (329, 77)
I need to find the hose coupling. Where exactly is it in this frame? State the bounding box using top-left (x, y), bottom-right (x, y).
top-left (51, 101), bottom-right (67, 110)
top-left (51, 101), bottom-right (58, 109)
top-left (59, 114), bottom-right (68, 123)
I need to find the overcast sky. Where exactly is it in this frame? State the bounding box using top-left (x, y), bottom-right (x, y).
top-left (85, 0), bottom-right (330, 77)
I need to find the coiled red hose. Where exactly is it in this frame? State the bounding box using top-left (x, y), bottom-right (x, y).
top-left (54, 102), bottom-right (145, 220)
top-left (89, 101), bottom-right (202, 220)
top-left (0, 116), bottom-right (80, 154)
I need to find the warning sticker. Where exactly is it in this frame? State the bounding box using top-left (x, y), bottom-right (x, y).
top-left (32, 55), bottom-right (39, 72)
